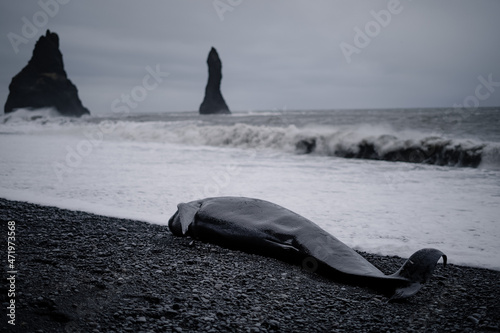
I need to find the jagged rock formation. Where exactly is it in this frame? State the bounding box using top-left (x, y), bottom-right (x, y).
top-left (4, 30), bottom-right (90, 117)
top-left (199, 47), bottom-right (231, 115)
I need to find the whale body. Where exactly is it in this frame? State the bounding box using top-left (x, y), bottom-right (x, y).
top-left (168, 197), bottom-right (447, 299)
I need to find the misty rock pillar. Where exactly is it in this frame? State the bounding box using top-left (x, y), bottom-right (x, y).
top-left (4, 29), bottom-right (90, 117)
top-left (199, 47), bottom-right (231, 115)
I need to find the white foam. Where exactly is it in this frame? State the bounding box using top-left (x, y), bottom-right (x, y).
top-left (1, 112), bottom-right (495, 169)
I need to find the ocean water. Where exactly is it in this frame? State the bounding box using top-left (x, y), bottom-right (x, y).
top-left (1, 107), bottom-right (499, 271)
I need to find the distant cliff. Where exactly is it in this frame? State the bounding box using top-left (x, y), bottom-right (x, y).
top-left (199, 47), bottom-right (231, 115)
top-left (4, 30), bottom-right (90, 117)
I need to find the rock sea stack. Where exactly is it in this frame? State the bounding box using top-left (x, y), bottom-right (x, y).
top-left (199, 47), bottom-right (231, 115)
top-left (4, 30), bottom-right (90, 117)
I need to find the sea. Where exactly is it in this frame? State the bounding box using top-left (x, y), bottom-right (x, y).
top-left (1, 107), bottom-right (499, 271)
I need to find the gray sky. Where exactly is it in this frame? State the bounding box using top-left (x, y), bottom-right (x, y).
top-left (1, 0), bottom-right (499, 114)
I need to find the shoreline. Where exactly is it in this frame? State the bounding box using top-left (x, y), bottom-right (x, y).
top-left (1, 198), bottom-right (499, 332)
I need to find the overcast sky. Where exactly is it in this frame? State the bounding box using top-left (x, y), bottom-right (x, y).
top-left (1, 1), bottom-right (499, 114)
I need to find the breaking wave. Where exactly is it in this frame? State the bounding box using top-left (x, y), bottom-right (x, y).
top-left (1, 110), bottom-right (498, 169)
top-left (172, 123), bottom-right (493, 168)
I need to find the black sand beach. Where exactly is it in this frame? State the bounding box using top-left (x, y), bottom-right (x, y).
top-left (1, 198), bottom-right (499, 333)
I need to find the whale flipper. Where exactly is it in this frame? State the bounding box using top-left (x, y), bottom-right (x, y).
top-left (390, 248), bottom-right (447, 300)
top-left (169, 201), bottom-right (201, 236)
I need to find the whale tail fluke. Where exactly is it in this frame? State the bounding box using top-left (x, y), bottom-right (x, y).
top-left (389, 248), bottom-right (447, 300)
